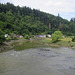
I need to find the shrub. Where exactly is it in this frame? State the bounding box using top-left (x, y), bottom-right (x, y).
top-left (70, 44), bottom-right (74, 47)
top-left (10, 35), bottom-right (18, 40)
top-left (6, 38), bottom-right (11, 41)
top-left (46, 35), bottom-right (48, 37)
top-left (24, 35), bottom-right (30, 39)
top-left (72, 36), bottom-right (75, 42)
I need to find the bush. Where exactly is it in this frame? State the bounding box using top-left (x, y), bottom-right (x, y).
top-left (24, 35), bottom-right (30, 39)
top-left (70, 44), bottom-right (74, 47)
top-left (12, 37), bottom-right (18, 40)
top-left (72, 36), bottom-right (75, 42)
top-left (51, 31), bottom-right (63, 42)
top-left (46, 35), bottom-right (48, 37)
top-left (6, 38), bottom-right (11, 41)
top-left (10, 35), bottom-right (18, 40)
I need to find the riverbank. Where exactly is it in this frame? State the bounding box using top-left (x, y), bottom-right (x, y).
top-left (0, 39), bottom-right (44, 52)
top-left (0, 37), bottom-right (75, 52)
top-left (0, 40), bottom-right (14, 52)
top-left (41, 38), bottom-right (75, 49)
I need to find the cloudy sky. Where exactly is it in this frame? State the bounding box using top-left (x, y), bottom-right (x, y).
top-left (0, 0), bottom-right (75, 20)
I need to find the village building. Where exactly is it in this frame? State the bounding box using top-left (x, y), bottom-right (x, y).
top-left (5, 34), bottom-right (10, 38)
top-left (47, 34), bottom-right (51, 37)
top-left (19, 35), bottom-right (24, 38)
top-left (34, 35), bottom-right (46, 38)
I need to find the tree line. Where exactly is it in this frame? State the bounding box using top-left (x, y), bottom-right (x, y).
top-left (0, 2), bottom-right (75, 37)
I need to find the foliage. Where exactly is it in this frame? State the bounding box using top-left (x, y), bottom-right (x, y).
top-left (12, 36), bottom-right (18, 40)
top-left (6, 38), bottom-right (11, 41)
top-left (0, 29), bottom-right (6, 43)
top-left (24, 35), bottom-right (30, 39)
top-left (51, 31), bottom-right (63, 42)
top-left (46, 35), bottom-right (48, 37)
top-left (72, 36), bottom-right (75, 42)
top-left (0, 3), bottom-right (75, 36)
top-left (10, 35), bottom-right (18, 40)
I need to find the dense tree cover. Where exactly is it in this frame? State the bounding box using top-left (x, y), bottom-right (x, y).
top-left (0, 29), bottom-right (6, 43)
top-left (51, 31), bottom-right (63, 42)
top-left (0, 2), bottom-right (75, 36)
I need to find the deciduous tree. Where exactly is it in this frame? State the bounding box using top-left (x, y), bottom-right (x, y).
top-left (51, 31), bottom-right (63, 42)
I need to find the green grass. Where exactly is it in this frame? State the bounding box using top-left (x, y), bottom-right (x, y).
top-left (61, 38), bottom-right (72, 42)
top-left (41, 37), bottom-right (75, 48)
top-left (41, 38), bottom-right (52, 44)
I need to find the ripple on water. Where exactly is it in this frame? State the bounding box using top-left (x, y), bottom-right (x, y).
top-left (0, 47), bottom-right (75, 75)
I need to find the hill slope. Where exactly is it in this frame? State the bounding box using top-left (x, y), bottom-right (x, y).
top-left (0, 2), bottom-right (75, 35)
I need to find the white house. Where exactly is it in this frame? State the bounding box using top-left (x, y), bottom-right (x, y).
top-left (19, 35), bottom-right (24, 38)
top-left (5, 34), bottom-right (10, 38)
top-left (47, 34), bottom-right (51, 37)
top-left (34, 35), bottom-right (46, 38)
top-left (62, 35), bottom-right (65, 38)
top-left (39, 35), bottom-right (46, 38)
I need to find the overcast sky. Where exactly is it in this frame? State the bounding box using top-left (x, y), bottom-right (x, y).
top-left (0, 0), bottom-right (75, 20)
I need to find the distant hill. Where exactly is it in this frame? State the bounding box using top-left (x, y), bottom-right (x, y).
top-left (0, 2), bottom-right (75, 36)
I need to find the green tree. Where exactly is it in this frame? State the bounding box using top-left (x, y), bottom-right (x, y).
top-left (24, 35), bottom-right (30, 39)
top-left (0, 29), bottom-right (6, 44)
top-left (0, 3), bottom-right (75, 36)
top-left (51, 31), bottom-right (63, 42)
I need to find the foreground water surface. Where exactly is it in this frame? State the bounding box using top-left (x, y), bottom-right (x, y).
top-left (0, 47), bottom-right (75, 75)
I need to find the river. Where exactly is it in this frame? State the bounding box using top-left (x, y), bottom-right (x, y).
top-left (0, 47), bottom-right (75, 75)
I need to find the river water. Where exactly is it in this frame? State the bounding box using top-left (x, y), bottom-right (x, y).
top-left (0, 47), bottom-right (75, 75)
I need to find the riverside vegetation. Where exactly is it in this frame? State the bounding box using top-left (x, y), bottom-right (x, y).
top-left (0, 35), bottom-right (75, 52)
top-left (0, 3), bottom-right (75, 52)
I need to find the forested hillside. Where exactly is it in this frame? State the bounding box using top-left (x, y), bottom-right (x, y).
top-left (0, 2), bottom-right (75, 36)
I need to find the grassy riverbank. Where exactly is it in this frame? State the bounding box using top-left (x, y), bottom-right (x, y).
top-left (0, 37), bottom-right (75, 52)
top-left (41, 37), bottom-right (75, 48)
top-left (9, 37), bottom-right (75, 50)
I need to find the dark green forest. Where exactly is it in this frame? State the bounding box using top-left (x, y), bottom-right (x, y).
top-left (0, 2), bottom-right (75, 36)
